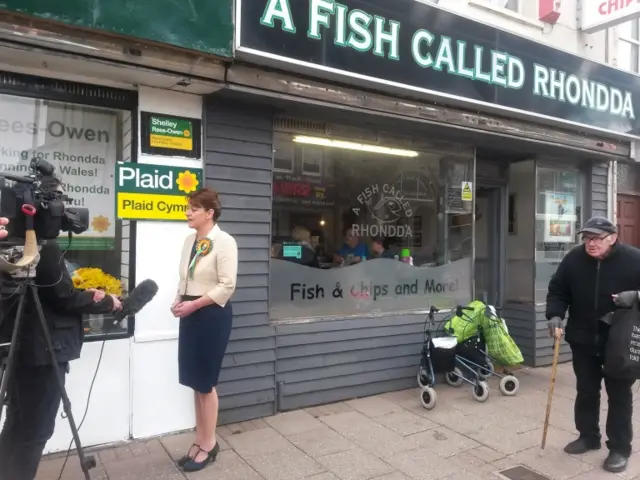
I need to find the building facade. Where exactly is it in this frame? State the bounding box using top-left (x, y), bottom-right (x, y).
top-left (0, 0), bottom-right (638, 455)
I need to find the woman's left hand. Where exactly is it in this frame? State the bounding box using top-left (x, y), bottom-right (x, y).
top-left (173, 301), bottom-right (197, 318)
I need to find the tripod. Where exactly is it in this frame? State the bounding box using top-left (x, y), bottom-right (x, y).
top-left (0, 274), bottom-right (95, 480)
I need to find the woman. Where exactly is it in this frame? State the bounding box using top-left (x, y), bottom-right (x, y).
top-left (171, 187), bottom-right (238, 472)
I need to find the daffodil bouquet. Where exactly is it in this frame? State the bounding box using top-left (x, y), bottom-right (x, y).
top-left (72, 267), bottom-right (123, 297)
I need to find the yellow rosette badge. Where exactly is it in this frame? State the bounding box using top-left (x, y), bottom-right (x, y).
top-left (176, 170), bottom-right (199, 194)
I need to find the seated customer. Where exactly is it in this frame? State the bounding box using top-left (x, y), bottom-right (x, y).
top-left (370, 236), bottom-right (395, 259)
top-left (334, 227), bottom-right (369, 264)
top-left (286, 226), bottom-right (319, 268)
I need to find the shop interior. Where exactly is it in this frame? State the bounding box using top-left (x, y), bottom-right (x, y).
top-left (266, 108), bottom-right (590, 314)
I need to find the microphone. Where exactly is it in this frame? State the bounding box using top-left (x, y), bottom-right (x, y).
top-left (112, 279), bottom-right (159, 324)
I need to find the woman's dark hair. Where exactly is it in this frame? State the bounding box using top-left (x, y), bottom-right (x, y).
top-left (187, 187), bottom-right (222, 221)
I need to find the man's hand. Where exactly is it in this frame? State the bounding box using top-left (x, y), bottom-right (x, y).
top-left (0, 217), bottom-right (8, 239)
top-left (109, 294), bottom-right (122, 311)
top-left (87, 288), bottom-right (106, 302)
top-left (613, 291), bottom-right (640, 308)
top-left (548, 317), bottom-right (564, 339)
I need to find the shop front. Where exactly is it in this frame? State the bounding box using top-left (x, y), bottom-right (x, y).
top-left (198, 0), bottom-right (640, 422)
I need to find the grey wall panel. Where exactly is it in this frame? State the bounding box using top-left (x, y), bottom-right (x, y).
top-left (501, 302), bottom-right (536, 366)
top-left (205, 98), bottom-right (276, 423)
top-left (591, 163), bottom-right (609, 217)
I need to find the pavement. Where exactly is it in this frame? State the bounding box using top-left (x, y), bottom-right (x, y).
top-left (35, 362), bottom-right (640, 480)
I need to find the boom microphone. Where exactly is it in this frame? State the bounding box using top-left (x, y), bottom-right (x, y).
top-left (113, 279), bottom-right (159, 324)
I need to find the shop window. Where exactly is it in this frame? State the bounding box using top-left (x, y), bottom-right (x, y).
top-left (534, 165), bottom-right (584, 303)
top-left (274, 138), bottom-right (294, 172)
top-left (269, 130), bottom-right (474, 321)
top-left (0, 93), bottom-right (133, 339)
top-left (617, 19), bottom-right (640, 74)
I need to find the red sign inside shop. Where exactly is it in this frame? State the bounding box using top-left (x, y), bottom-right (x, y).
top-left (273, 180), bottom-right (311, 197)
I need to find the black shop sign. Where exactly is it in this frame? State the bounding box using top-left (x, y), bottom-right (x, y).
top-left (237, 0), bottom-right (640, 137)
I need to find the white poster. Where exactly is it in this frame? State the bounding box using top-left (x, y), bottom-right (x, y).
top-left (0, 94), bottom-right (118, 249)
top-left (270, 258), bottom-right (472, 320)
top-left (543, 191), bottom-right (577, 243)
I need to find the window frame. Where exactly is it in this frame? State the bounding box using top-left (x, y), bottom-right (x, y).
top-left (300, 144), bottom-right (323, 177)
top-left (0, 71), bottom-right (138, 342)
top-left (617, 19), bottom-right (640, 73)
top-left (268, 122), bottom-right (476, 323)
top-left (532, 160), bottom-right (586, 303)
top-left (489, 0), bottom-right (520, 13)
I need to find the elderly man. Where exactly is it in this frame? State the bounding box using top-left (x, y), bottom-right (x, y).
top-left (546, 216), bottom-right (640, 473)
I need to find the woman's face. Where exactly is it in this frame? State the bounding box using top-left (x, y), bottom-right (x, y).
top-left (186, 203), bottom-right (213, 229)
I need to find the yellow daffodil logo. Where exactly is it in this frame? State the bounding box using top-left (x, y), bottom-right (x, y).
top-left (91, 215), bottom-right (111, 233)
top-left (176, 170), bottom-right (199, 194)
top-left (184, 130), bottom-right (191, 137)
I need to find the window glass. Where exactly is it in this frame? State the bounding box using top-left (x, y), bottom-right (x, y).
top-left (534, 165), bottom-right (583, 303)
top-left (617, 20), bottom-right (640, 73)
top-left (270, 131), bottom-right (474, 320)
top-left (0, 94), bottom-right (132, 339)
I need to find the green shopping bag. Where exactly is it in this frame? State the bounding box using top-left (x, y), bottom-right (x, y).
top-left (483, 316), bottom-right (524, 367)
top-left (444, 300), bottom-right (487, 343)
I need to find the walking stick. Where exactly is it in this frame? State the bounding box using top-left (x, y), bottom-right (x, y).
top-left (541, 333), bottom-right (561, 455)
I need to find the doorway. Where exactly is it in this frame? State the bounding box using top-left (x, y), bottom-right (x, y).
top-left (617, 194), bottom-right (640, 248)
top-left (474, 186), bottom-right (505, 307)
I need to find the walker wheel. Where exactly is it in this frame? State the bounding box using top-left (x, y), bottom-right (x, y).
top-left (417, 367), bottom-right (431, 388)
top-left (499, 375), bottom-right (519, 396)
top-left (445, 367), bottom-right (464, 387)
top-left (420, 386), bottom-right (437, 410)
top-left (472, 381), bottom-right (490, 403)
top-left (478, 360), bottom-right (494, 380)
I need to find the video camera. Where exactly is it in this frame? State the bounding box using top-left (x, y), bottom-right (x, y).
top-left (0, 158), bottom-right (89, 241)
top-left (0, 158), bottom-right (90, 275)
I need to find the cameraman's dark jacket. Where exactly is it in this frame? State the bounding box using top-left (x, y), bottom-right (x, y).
top-left (545, 242), bottom-right (640, 349)
top-left (2, 241), bottom-right (115, 366)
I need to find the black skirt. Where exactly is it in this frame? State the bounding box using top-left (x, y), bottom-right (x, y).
top-left (178, 298), bottom-right (233, 394)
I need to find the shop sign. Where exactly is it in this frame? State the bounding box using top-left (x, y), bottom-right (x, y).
top-left (114, 162), bottom-right (203, 221)
top-left (140, 112), bottom-right (202, 158)
top-left (269, 256), bottom-right (471, 319)
top-left (579, 0), bottom-right (640, 33)
top-left (273, 173), bottom-right (335, 206)
top-left (237, 0), bottom-right (640, 137)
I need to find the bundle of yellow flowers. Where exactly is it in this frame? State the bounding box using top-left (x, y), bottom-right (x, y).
top-left (72, 267), bottom-right (123, 297)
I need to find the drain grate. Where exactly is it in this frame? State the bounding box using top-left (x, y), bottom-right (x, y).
top-left (499, 466), bottom-right (551, 480)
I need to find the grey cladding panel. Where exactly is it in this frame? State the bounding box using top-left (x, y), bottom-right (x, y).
top-left (206, 98), bottom-right (275, 424)
top-left (206, 151), bottom-right (272, 171)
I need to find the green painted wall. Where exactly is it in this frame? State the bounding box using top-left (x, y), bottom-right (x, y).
top-left (0, 0), bottom-right (234, 58)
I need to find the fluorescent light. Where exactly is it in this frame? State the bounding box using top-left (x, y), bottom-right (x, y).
top-left (293, 135), bottom-right (419, 157)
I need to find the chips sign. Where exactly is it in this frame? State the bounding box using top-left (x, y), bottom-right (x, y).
top-left (579, 0), bottom-right (640, 33)
top-left (115, 162), bottom-right (203, 221)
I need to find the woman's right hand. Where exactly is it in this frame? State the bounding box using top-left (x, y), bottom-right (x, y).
top-left (171, 300), bottom-right (180, 317)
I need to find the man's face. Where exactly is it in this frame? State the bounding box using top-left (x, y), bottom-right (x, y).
top-left (345, 229), bottom-right (358, 247)
top-left (372, 241), bottom-right (384, 254)
top-left (583, 232), bottom-right (617, 258)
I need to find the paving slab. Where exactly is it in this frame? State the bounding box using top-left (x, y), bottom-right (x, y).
top-left (36, 363), bottom-right (640, 480)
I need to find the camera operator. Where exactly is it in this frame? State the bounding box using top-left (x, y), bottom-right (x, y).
top-left (0, 210), bottom-right (123, 480)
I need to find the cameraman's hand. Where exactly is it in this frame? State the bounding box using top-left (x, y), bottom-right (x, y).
top-left (0, 217), bottom-right (8, 239)
top-left (87, 288), bottom-right (106, 302)
top-left (109, 294), bottom-right (122, 311)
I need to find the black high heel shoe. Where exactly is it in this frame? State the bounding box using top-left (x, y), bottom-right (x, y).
top-left (182, 443), bottom-right (220, 472)
top-left (177, 443), bottom-right (200, 467)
